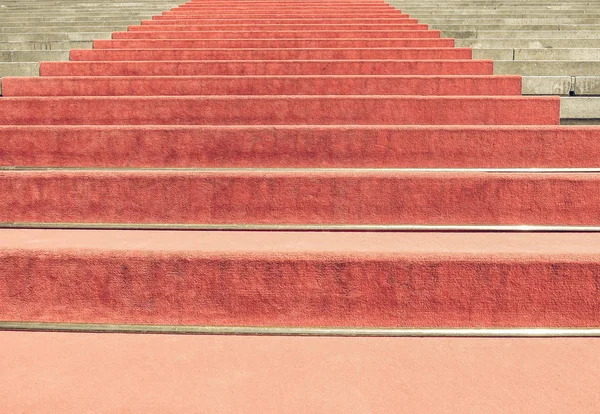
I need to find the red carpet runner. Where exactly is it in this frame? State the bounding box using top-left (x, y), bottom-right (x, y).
top-left (0, 0), bottom-right (599, 328)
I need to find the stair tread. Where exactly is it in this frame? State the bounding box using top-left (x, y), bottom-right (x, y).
top-left (2, 228), bottom-right (600, 255)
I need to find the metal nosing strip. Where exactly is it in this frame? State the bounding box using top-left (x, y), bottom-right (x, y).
top-left (1, 322), bottom-right (600, 337)
top-left (3, 222), bottom-right (600, 232)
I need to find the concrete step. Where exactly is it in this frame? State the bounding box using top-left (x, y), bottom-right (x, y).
top-left (0, 62), bottom-right (39, 78)
top-left (0, 26), bottom-right (130, 33)
top-left (495, 60), bottom-right (600, 76)
top-left (1, 75), bottom-right (522, 96)
top-left (0, 33), bottom-right (112, 41)
top-left (561, 97), bottom-right (600, 122)
top-left (0, 21), bottom-right (149, 27)
top-left (40, 60), bottom-right (494, 76)
top-left (0, 12), bottom-right (179, 17)
top-left (1, 125), bottom-right (598, 169)
top-left (431, 24), bottom-right (588, 30)
top-left (0, 96), bottom-right (558, 125)
top-left (407, 18), bottom-right (600, 24)
top-left (457, 38), bottom-right (600, 48)
top-left (444, 30), bottom-right (600, 39)
top-left (2, 230), bottom-right (600, 327)
top-left (473, 48), bottom-right (600, 60)
top-left (0, 50), bottom-right (69, 62)
top-left (0, 41), bottom-right (93, 51)
top-left (409, 13), bottom-right (600, 19)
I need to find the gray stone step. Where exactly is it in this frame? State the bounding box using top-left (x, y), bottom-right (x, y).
top-left (0, 26), bottom-right (129, 33)
top-left (495, 61), bottom-right (600, 76)
top-left (521, 76), bottom-right (600, 96)
top-left (409, 12), bottom-right (600, 18)
top-left (561, 97), bottom-right (600, 121)
top-left (456, 38), bottom-right (600, 48)
top-left (0, 41), bottom-right (93, 51)
top-left (0, 11), bottom-right (171, 15)
top-left (0, 33), bottom-right (112, 41)
top-left (0, 18), bottom-right (153, 23)
top-left (414, 18), bottom-right (600, 24)
top-left (474, 48), bottom-right (600, 61)
top-left (0, 50), bottom-right (69, 62)
top-left (0, 62), bottom-right (39, 78)
top-left (444, 30), bottom-right (600, 39)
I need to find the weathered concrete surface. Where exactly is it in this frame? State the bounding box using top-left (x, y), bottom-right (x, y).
top-left (391, 0), bottom-right (600, 119)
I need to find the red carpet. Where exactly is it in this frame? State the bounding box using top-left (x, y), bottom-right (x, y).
top-left (0, 0), bottom-right (598, 328)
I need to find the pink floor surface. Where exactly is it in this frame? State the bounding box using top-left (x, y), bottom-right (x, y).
top-left (1, 332), bottom-right (599, 412)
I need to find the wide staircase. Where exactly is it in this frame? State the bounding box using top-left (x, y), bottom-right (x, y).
top-left (1, 0), bottom-right (599, 330)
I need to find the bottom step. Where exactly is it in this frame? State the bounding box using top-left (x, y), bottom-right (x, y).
top-left (2, 332), bottom-right (598, 412)
top-left (1, 229), bottom-right (599, 327)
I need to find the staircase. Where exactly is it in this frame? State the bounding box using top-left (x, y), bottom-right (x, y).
top-left (1, 0), bottom-right (599, 330)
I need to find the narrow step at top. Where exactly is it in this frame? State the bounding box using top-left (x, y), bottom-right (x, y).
top-left (0, 96), bottom-right (559, 125)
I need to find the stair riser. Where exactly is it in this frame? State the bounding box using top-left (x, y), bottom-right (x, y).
top-left (1, 76), bottom-right (521, 97)
top-left (142, 18), bottom-right (420, 24)
top-left (93, 39), bottom-right (454, 48)
top-left (0, 96), bottom-right (558, 125)
top-left (40, 60), bottom-right (493, 76)
top-left (175, 4), bottom-right (396, 8)
top-left (70, 48), bottom-right (472, 60)
top-left (0, 171), bottom-right (594, 225)
top-left (158, 13), bottom-right (411, 18)
top-left (129, 24), bottom-right (430, 31)
top-left (170, 7), bottom-right (397, 12)
top-left (2, 126), bottom-right (598, 169)
top-left (112, 30), bottom-right (442, 39)
top-left (174, 3), bottom-right (397, 7)
top-left (1, 251), bottom-right (599, 327)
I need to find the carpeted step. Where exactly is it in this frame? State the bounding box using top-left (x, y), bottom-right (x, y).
top-left (112, 30), bottom-right (442, 39)
top-left (1, 75), bottom-right (521, 96)
top-left (1, 229), bottom-right (599, 327)
top-left (92, 39), bottom-right (455, 48)
top-left (40, 60), bottom-right (493, 76)
top-left (143, 18), bottom-right (420, 24)
top-left (157, 13), bottom-right (411, 18)
top-left (128, 23), bottom-right (431, 30)
top-left (1, 169), bottom-right (595, 226)
top-left (0, 96), bottom-right (558, 125)
top-left (2, 125), bottom-right (596, 169)
top-left (69, 48), bottom-right (471, 60)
